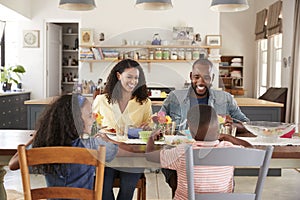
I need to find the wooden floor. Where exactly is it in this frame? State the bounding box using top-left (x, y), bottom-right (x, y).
top-left (4, 167), bottom-right (300, 200)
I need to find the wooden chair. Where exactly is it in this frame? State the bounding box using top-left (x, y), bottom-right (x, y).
top-left (185, 145), bottom-right (274, 200)
top-left (18, 144), bottom-right (106, 200)
top-left (113, 175), bottom-right (146, 200)
top-left (259, 87), bottom-right (288, 122)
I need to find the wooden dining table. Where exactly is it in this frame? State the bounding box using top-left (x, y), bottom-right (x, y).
top-left (1, 129), bottom-right (300, 199)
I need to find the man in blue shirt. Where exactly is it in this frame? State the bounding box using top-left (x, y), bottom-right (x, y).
top-left (160, 58), bottom-right (249, 197)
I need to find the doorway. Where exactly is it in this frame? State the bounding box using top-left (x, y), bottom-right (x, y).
top-left (45, 22), bottom-right (79, 97)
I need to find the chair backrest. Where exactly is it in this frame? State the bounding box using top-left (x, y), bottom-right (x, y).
top-left (18, 144), bottom-right (106, 200)
top-left (258, 87), bottom-right (288, 122)
top-left (185, 145), bottom-right (273, 200)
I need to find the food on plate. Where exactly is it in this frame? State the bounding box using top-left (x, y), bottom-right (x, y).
top-left (100, 128), bottom-right (116, 134)
top-left (165, 135), bottom-right (195, 146)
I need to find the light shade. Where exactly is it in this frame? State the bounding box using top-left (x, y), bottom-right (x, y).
top-left (135, 0), bottom-right (173, 10)
top-left (210, 0), bottom-right (249, 12)
top-left (59, 0), bottom-right (96, 11)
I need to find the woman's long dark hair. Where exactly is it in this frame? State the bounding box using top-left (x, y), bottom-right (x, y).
top-left (104, 59), bottom-right (148, 105)
top-left (32, 94), bottom-right (86, 174)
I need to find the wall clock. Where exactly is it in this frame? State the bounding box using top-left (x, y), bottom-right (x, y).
top-left (23, 30), bottom-right (40, 48)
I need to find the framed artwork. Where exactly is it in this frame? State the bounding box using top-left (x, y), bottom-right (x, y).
top-left (173, 27), bottom-right (194, 41)
top-left (80, 28), bottom-right (93, 45)
top-left (23, 30), bottom-right (40, 48)
top-left (206, 35), bottom-right (222, 46)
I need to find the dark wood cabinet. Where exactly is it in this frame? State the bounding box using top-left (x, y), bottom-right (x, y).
top-left (0, 92), bottom-right (30, 129)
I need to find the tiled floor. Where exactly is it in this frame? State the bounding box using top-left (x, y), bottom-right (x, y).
top-left (4, 166), bottom-right (300, 200)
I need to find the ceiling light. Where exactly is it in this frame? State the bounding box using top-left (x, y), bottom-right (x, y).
top-left (135, 0), bottom-right (173, 10)
top-left (59, 0), bottom-right (96, 11)
top-left (210, 0), bottom-right (249, 12)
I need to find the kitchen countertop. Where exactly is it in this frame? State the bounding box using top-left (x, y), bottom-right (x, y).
top-left (25, 96), bottom-right (283, 108)
top-left (0, 90), bottom-right (31, 97)
top-left (152, 97), bottom-right (283, 107)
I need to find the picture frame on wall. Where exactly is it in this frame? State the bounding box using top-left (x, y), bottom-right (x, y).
top-left (23, 30), bottom-right (40, 48)
top-left (80, 28), bottom-right (93, 45)
top-left (173, 27), bottom-right (194, 41)
top-left (205, 35), bottom-right (222, 46)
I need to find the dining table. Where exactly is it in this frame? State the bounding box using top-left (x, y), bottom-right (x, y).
top-left (1, 129), bottom-right (300, 200)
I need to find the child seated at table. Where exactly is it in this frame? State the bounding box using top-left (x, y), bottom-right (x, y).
top-left (146, 104), bottom-right (252, 199)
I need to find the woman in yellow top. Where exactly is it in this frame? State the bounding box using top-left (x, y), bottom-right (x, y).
top-left (92, 59), bottom-right (152, 200)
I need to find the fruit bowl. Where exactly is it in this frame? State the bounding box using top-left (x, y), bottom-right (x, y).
top-left (243, 121), bottom-right (295, 142)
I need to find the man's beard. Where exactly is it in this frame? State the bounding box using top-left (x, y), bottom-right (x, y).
top-left (192, 84), bottom-right (209, 98)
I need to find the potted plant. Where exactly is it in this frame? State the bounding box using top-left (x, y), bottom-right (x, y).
top-left (0, 65), bottom-right (26, 91)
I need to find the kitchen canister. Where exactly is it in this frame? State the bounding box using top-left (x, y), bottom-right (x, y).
top-left (162, 48), bottom-right (170, 60)
top-left (155, 48), bottom-right (162, 60)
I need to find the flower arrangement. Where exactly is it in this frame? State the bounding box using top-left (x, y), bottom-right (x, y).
top-left (152, 111), bottom-right (172, 125)
top-left (152, 111), bottom-right (173, 136)
top-left (93, 112), bottom-right (104, 127)
top-left (91, 112), bottom-right (104, 135)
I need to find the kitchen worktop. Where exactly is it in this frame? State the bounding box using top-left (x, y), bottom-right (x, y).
top-left (0, 90), bottom-right (31, 96)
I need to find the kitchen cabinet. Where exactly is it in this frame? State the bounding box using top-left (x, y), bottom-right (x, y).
top-left (61, 23), bottom-right (79, 94)
top-left (219, 56), bottom-right (244, 96)
top-left (0, 92), bottom-right (30, 129)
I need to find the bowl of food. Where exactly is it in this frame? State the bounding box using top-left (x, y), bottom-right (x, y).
top-left (243, 121), bottom-right (295, 142)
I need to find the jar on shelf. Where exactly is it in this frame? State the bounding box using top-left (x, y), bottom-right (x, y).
top-left (185, 48), bottom-right (192, 60)
top-left (170, 49), bottom-right (178, 60)
top-left (177, 48), bottom-right (185, 60)
top-left (162, 48), bottom-right (170, 60)
top-left (192, 48), bottom-right (200, 60)
top-left (149, 51), bottom-right (154, 60)
top-left (155, 48), bottom-right (162, 60)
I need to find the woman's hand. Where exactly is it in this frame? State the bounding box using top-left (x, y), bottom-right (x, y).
top-left (139, 122), bottom-right (152, 131)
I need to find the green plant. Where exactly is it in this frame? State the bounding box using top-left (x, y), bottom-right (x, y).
top-left (0, 65), bottom-right (26, 84)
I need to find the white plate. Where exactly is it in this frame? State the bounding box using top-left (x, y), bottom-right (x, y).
top-left (164, 135), bottom-right (195, 146)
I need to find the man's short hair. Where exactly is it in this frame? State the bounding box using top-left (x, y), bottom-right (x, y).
top-left (192, 58), bottom-right (213, 70)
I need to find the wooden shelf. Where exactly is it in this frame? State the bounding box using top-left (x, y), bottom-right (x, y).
top-left (79, 44), bottom-right (220, 72)
top-left (219, 56), bottom-right (244, 95)
top-left (79, 44), bottom-right (221, 49)
top-left (62, 65), bottom-right (78, 69)
top-left (79, 59), bottom-right (198, 63)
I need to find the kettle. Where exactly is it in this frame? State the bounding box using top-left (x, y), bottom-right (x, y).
top-left (151, 33), bottom-right (161, 45)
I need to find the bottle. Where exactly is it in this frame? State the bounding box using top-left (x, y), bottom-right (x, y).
top-left (170, 49), bottom-right (178, 60)
top-left (75, 38), bottom-right (78, 49)
top-left (185, 48), bottom-right (192, 60)
top-left (178, 48), bottom-right (185, 60)
top-left (68, 56), bottom-right (72, 66)
top-left (149, 51), bottom-right (154, 60)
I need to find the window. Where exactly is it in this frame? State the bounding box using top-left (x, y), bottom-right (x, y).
top-left (256, 33), bottom-right (282, 97)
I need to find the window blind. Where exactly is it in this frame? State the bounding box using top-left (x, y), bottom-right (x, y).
top-left (267, 0), bottom-right (282, 37)
top-left (255, 9), bottom-right (268, 40)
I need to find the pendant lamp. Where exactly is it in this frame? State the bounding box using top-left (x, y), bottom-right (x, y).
top-left (210, 0), bottom-right (249, 12)
top-left (135, 0), bottom-right (173, 10)
top-left (59, 0), bottom-right (96, 11)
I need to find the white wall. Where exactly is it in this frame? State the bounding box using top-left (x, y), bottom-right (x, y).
top-left (0, 0), bottom-right (31, 20)
top-left (3, 0), bottom-right (295, 99)
top-left (6, 0), bottom-right (220, 99)
top-left (220, 0), bottom-right (295, 98)
top-left (220, 0), bottom-right (256, 97)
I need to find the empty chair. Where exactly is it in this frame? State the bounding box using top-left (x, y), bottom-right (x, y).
top-left (185, 145), bottom-right (273, 200)
top-left (259, 87), bottom-right (288, 122)
top-left (18, 145), bottom-right (106, 200)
